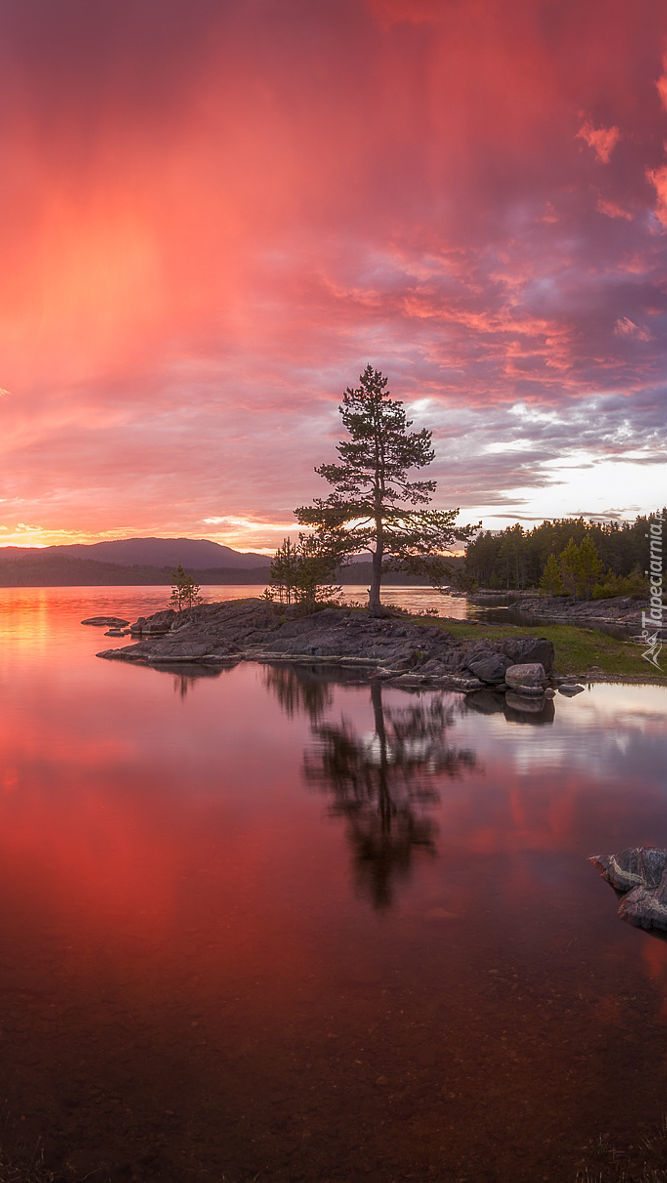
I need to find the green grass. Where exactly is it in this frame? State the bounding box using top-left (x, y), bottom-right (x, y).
top-left (408, 616), bottom-right (665, 682)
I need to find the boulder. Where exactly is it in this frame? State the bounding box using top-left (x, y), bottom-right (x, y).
top-left (502, 636), bottom-right (554, 672)
top-left (129, 609), bottom-right (178, 635)
top-left (619, 880), bottom-right (667, 931)
top-left (590, 847), bottom-right (667, 932)
top-left (466, 651), bottom-right (510, 684)
top-left (504, 663), bottom-right (547, 695)
top-left (81, 616), bottom-right (130, 627)
top-left (558, 684), bottom-right (584, 696)
top-left (590, 847), bottom-right (667, 892)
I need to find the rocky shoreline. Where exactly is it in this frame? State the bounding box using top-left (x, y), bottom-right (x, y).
top-left (93, 599), bottom-right (587, 706)
top-left (468, 590), bottom-right (646, 629)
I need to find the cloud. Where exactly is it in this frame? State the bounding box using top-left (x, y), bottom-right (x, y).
top-left (614, 317), bottom-right (652, 340)
top-left (657, 53), bottom-right (667, 111)
top-left (1, 0), bottom-right (666, 543)
top-left (597, 198), bottom-right (633, 220)
top-left (577, 120), bottom-right (620, 163)
top-left (647, 164), bottom-right (667, 228)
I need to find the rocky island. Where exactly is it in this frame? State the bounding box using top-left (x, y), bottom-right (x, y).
top-left (94, 598), bottom-right (572, 700)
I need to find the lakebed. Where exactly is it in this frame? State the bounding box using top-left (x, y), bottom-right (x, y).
top-left (0, 585), bottom-right (666, 1182)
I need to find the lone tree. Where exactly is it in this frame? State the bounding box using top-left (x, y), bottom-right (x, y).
top-left (295, 365), bottom-right (474, 615)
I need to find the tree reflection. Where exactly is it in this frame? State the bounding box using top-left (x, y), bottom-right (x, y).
top-left (262, 664), bottom-right (333, 722)
top-left (266, 670), bottom-right (477, 910)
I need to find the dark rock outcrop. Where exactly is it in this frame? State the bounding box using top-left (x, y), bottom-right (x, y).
top-left (590, 847), bottom-right (667, 932)
top-left (129, 609), bottom-right (179, 635)
top-left (466, 651), bottom-right (510, 685)
top-left (96, 599), bottom-right (556, 693)
top-left (469, 591), bottom-right (645, 629)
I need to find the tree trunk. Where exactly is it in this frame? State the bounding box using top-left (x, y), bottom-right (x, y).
top-left (369, 546), bottom-right (384, 616)
top-left (368, 504), bottom-right (385, 616)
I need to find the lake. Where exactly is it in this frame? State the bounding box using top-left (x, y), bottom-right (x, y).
top-left (1, 586), bottom-right (666, 1182)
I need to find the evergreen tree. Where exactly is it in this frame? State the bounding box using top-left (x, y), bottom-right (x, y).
top-left (170, 564), bottom-right (203, 611)
top-left (573, 535), bottom-right (604, 598)
top-left (556, 538), bottom-right (579, 596)
top-left (268, 535), bottom-right (340, 611)
top-left (295, 365), bottom-right (473, 615)
top-left (540, 552), bottom-right (564, 595)
top-left (269, 537), bottom-right (300, 605)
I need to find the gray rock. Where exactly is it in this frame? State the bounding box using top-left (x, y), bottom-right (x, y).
top-left (466, 652), bottom-right (510, 684)
top-left (590, 847), bottom-right (667, 892)
top-left (558, 683), bottom-right (585, 696)
top-left (619, 877), bottom-right (667, 931)
top-left (81, 616), bottom-right (130, 627)
top-left (504, 663), bottom-right (547, 694)
top-left (502, 636), bottom-right (554, 672)
top-left (590, 848), bottom-right (667, 932)
top-left (129, 609), bottom-right (178, 635)
top-left (544, 687), bottom-right (556, 698)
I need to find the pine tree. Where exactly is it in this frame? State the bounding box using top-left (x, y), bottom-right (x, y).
top-left (540, 552), bottom-right (564, 595)
top-left (295, 365), bottom-right (473, 616)
top-left (170, 564), bottom-right (203, 611)
top-left (573, 535), bottom-right (604, 598)
top-left (269, 537), bottom-right (300, 605)
top-left (268, 535), bottom-right (340, 611)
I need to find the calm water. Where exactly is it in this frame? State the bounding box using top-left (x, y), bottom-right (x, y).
top-left (1, 587), bottom-right (666, 1182)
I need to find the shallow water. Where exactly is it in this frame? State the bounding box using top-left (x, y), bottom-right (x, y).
top-left (0, 587), bottom-right (666, 1181)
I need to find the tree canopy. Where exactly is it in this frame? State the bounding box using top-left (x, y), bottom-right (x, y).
top-left (295, 365), bottom-right (472, 614)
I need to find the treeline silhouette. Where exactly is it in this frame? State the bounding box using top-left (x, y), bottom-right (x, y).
top-left (465, 511), bottom-right (663, 593)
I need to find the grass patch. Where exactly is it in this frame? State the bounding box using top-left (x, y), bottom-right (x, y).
top-left (409, 617), bottom-right (665, 681)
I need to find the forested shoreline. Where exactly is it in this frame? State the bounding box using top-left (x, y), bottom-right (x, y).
top-left (464, 511), bottom-right (663, 597)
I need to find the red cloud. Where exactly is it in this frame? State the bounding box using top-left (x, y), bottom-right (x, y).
top-left (577, 120), bottom-right (620, 163)
top-left (1, 0), bottom-right (666, 540)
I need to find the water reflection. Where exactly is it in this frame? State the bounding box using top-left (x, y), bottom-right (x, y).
top-left (263, 663), bottom-right (334, 721)
top-left (266, 667), bottom-right (476, 908)
top-left (466, 686), bottom-right (556, 725)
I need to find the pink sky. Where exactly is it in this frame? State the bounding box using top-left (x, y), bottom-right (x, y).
top-left (1, 0), bottom-right (665, 551)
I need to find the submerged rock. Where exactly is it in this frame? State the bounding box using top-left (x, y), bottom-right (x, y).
top-left (558, 683), bottom-right (585, 696)
top-left (81, 616), bottom-right (129, 627)
top-left (590, 847), bottom-right (667, 932)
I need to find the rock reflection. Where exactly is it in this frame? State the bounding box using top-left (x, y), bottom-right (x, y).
top-left (155, 662), bottom-right (236, 698)
top-left (465, 687), bottom-right (555, 725)
top-left (266, 667), bottom-right (476, 909)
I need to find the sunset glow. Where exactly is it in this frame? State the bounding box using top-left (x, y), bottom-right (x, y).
top-left (1, 0), bottom-right (665, 549)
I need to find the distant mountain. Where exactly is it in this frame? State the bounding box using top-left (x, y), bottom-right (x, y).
top-left (0, 537), bottom-right (272, 587)
top-left (0, 536), bottom-right (464, 588)
top-left (40, 537), bottom-right (269, 570)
